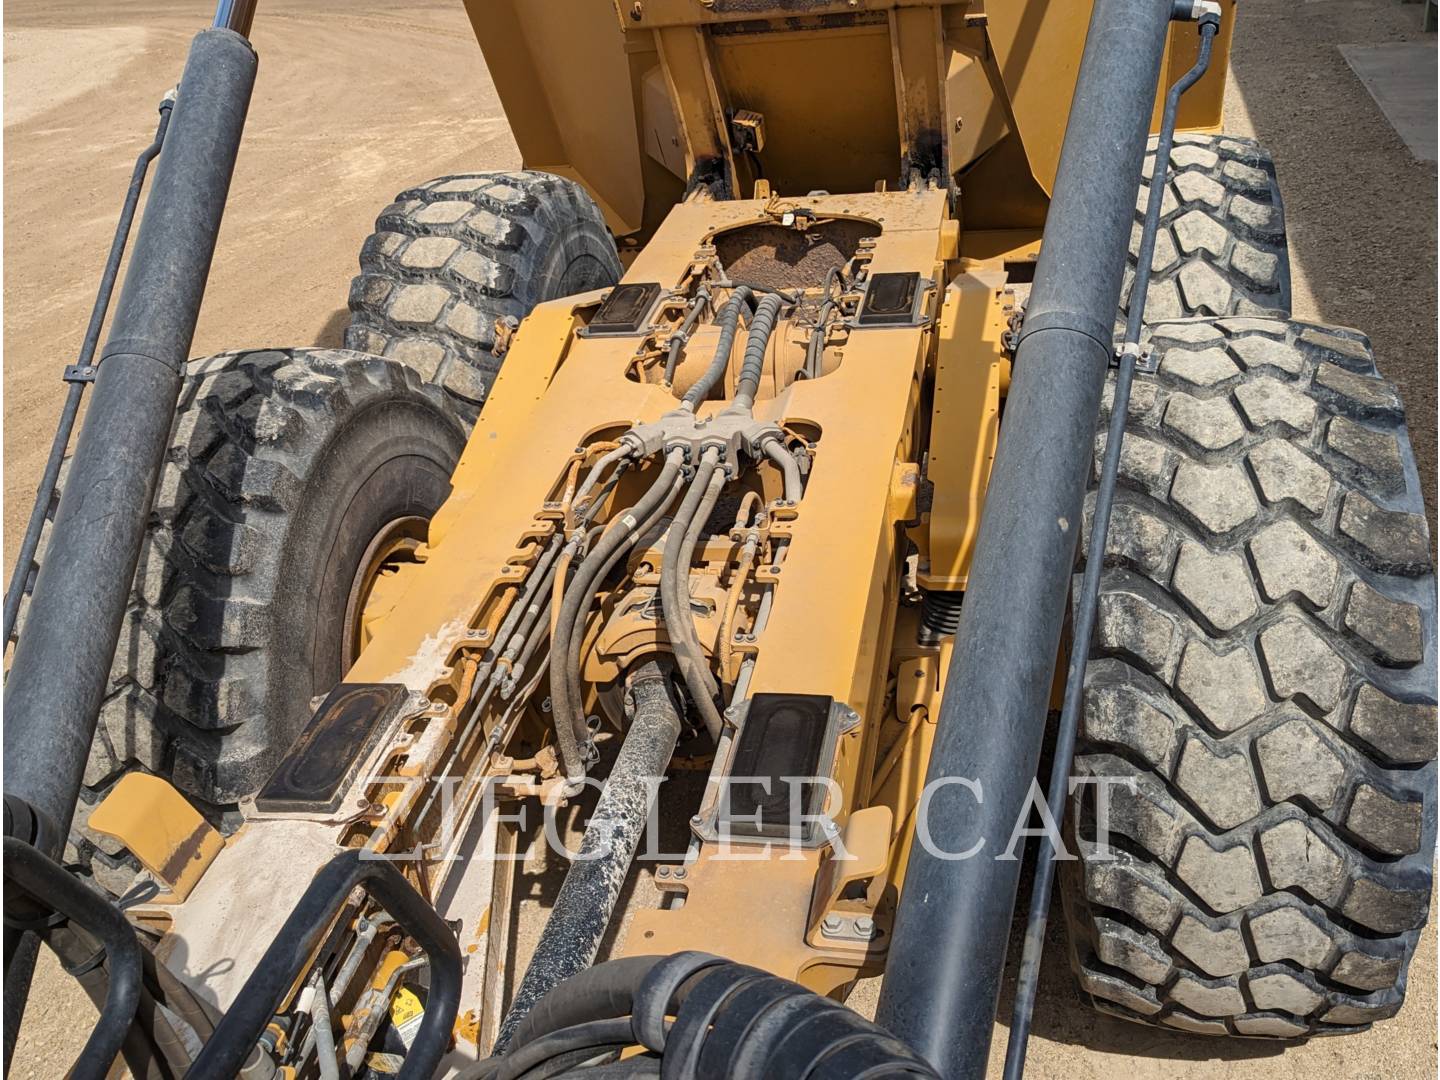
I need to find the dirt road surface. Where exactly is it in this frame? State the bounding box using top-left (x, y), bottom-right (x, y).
top-left (4, 1), bottom-right (1435, 1077)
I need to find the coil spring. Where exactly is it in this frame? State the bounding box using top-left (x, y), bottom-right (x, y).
top-left (919, 589), bottom-right (963, 643)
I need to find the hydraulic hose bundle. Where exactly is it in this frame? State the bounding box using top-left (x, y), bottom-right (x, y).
top-left (504, 282), bottom-right (806, 1045)
top-left (478, 952), bottom-right (939, 1080)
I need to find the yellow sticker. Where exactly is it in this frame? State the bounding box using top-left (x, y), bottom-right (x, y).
top-left (390, 987), bottom-right (424, 1028)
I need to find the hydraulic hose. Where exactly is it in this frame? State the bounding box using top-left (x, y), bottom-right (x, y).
top-left (561, 463), bottom-right (686, 747)
top-left (662, 289), bottom-right (710, 387)
top-left (804, 267), bottom-right (842, 380)
top-left (495, 662), bottom-right (685, 1051)
top-left (550, 452), bottom-right (684, 781)
top-left (732, 291), bottom-right (784, 412)
top-left (680, 287), bottom-right (752, 411)
top-left (660, 450), bottom-right (726, 741)
top-left (478, 952), bottom-right (939, 1079)
top-left (571, 446), bottom-right (631, 519)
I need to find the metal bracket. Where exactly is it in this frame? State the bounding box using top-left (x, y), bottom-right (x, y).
top-left (1112, 340), bottom-right (1157, 374)
top-left (63, 364), bottom-right (97, 384)
top-left (1001, 305), bottom-right (1025, 357)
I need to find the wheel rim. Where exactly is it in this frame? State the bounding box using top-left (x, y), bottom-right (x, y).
top-left (342, 515), bottom-right (429, 663)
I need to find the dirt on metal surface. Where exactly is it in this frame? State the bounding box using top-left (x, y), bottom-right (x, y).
top-left (3, 0), bottom-right (1434, 1077)
top-left (715, 219), bottom-right (880, 291)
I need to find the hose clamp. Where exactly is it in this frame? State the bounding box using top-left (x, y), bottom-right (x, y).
top-left (1112, 340), bottom-right (1157, 374)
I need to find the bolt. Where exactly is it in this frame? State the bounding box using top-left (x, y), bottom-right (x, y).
top-left (657, 866), bottom-right (671, 877)
top-left (630, 1), bottom-right (643, 18)
top-left (690, 815), bottom-right (704, 826)
top-left (855, 916), bottom-right (876, 938)
top-left (673, 867), bottom-right (687, 880)
top-left (954, 116), bottom-right (965, 132)
top-left (821, 915), bottom-right (844, 934)
top-left (769, 566), bottom-right (782, 574)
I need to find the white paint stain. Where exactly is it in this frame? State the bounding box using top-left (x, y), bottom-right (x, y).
top-left (388, 617), bottom-right (467, 690)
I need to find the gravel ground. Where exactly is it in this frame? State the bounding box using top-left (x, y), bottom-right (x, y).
top-left (3, 0), bottom-right (1434, 1077)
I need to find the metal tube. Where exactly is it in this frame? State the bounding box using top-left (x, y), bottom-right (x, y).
top-left (2, 28), bottom-right (258, 853)
top-left (495, 661), bottom-right (684, 1050)
top-left (3, 838), bottom-right (143, 1080)
top-left (311, 974), bottom-right (341, 1080)
top-left (761, 439), bottom-right (802, 503)
top-left (3, 101), bottom-right (173, 648)
top-left (212, 0), bottom-right (257, 36)
top-left (874, 1), bottom-right (1173, 1074)
top-left (1000, 19), bottom-right (1219, 1080)
top-left (189, 851), bottom-right (460, 1079)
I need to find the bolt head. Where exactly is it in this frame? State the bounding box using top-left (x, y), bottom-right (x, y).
top-left (673, 867), bottom-right (687, 880)
top-left (855, 916), bottom-right (876, 937)
top-left (821, 915), bottom-right (844, 933)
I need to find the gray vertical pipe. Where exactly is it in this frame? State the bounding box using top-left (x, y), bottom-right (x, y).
top-left (874, 0), bottom-right (1173, 1074)
top-left (2, 28), bottom-right (257, 852)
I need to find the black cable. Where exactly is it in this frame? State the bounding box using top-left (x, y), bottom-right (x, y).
top-left (3, 838), bottom-right (143, 1080)
top-left (551, 453), bottom-right (684, 772)
top-left (474, 953), bottom-right (939, 1080)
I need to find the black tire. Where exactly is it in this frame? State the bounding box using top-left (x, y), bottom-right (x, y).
top-left (1063, 317), bottom-right (1436, 1037)
top-left (1121, 134), bottom-right (1291, 325)
top-left (345, 170), bottom-right (623, 415)
top-left (69, 348), bottom-right (467, 894)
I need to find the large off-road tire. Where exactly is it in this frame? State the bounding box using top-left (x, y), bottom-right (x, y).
top-left (1063, 317), bottom-right (1436, 1037)
top-left (1121, 134), bottom-right (1291, 325)
top-left (68, 348), bottom-right (467, 894)
top-left (345, 170), bottom-right (623, 416)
